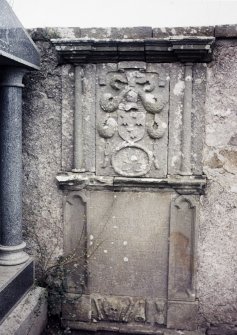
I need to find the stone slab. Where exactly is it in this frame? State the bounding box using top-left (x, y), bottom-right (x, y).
top-left (0, 258), bottom-right (34, 323)
top-left (167, 301), bottom-right (198, 331)
top-left (153, 26), bottom-right (214, 38)
top-left (0, 286), bottom-right (47, 335)
top-left (0, 0), bottom-right (40, 69)
top-left (215, 24), bottom-right (237, 38)
top-left (80, 27), bottom-right (153, 39)
top-left (87, 190), bottom-right (171, 298)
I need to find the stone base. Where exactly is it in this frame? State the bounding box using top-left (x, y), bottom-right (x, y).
top-left (0, 286), bottom-right (47, 335)
top-left (65, 322), bottom-right (205, 335)
top-left (0, 258), bottom-right (34, 322)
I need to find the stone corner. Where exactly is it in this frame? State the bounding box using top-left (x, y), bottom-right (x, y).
top-left (0, 286), bottom-right (47, 335)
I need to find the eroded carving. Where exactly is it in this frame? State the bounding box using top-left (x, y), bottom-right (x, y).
top-left (97, 69), bottom-right (168, 177)
top-left (112, 144), bottom-right (152, 177)
top-left (92, 295), bottom-right (146, 323)
top-left (155, 300), bottom-right (167, 325)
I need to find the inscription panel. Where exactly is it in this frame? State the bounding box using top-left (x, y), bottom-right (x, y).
top-left (96, 63), bottom-right (169, 178)
top-left (87, 190), bottom-right (171, 298)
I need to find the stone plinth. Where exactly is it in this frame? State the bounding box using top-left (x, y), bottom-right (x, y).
top-left (0, 259), bottom-right (34, 323)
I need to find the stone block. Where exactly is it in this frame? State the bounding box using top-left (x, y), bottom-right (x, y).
top-left (215, 24), bottom-right (237, 38)
top-left (153, 26), bottom-right (214, 38)
top-left (80, 27), bottom-right (152, 39)
top-left (0, 287), bottom-right (47, 335)
top-left (62, 294), bottom-right (91, 322)
top-left (0, 258), bottom-right (34, 322)
top-left (167, 301), bottom-right (198, 331)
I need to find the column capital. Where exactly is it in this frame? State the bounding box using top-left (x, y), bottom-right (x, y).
top-left (0, 67), bottom-right (27, 88)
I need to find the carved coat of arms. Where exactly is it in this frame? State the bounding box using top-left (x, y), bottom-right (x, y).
top-left (97, 70), bottom-right (168, 177)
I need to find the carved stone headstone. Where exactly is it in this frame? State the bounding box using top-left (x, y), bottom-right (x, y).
top-left (54, 36), bottom-right (214, 333)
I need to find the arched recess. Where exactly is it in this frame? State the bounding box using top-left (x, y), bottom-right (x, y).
top-left (167, 194), bottom-right (199, 330)
top-left (63, 191), bottom-right (88, 294)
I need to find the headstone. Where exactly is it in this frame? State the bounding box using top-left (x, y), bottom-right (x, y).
top-left (54, 35), bottom-right (214, 333)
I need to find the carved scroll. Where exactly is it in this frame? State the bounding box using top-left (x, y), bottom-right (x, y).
top-left (96, 65), bottom-right (169, 178)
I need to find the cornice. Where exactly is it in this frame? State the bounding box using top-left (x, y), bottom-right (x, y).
top-left (51, 37), bottom-right (215, 64)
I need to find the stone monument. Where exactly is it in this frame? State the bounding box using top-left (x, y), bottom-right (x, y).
top-left (53, 35), bottom-right (214, 333)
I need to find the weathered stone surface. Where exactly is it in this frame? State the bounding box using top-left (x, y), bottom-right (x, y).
top-left (198, 39), bottom-right (237, 326)
top-left (22, 38), bottom-right (63, 277)
top-left (215, 24), bottom-right (237, 38)
top-left (81, 26), bottom-right (153, 39)
top-left (167, 301), bottom-right (198, 330)
top-left (0, 287), bottom-right (47, 335)
top-left (153, 26), bottom-right (214, 38)
top-left (61, 64), bottom-right (74, 170)
top-left (96, 63), bottom-right (169, 178)
top-left (87, 190), bottom-right (170, 298)
top-left (207, 325), bottom-right (237, 335)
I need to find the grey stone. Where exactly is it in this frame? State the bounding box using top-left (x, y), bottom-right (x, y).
top-left (52, 37), bottom-right (215, 65)
top-left (87, 191), bottom-right (170, 298)
top-left (96, 63), bottom-right (169, 178)
top-left (167, 301), bottom-right (198, 330)
top-left (168, 195), bottom-right (199, 302)
top-left (168, 63), bottom-right (184, 174)
top-left (29, 27), bottom-right (81, 41)
top-left (61, 64), bottom-right (74, 171)
top-left (62, 294), bottom-right (91, 321)
top-left (0, 259), bottom-right (34, 322)
top-left (207, 325), bottom-right (237, 335)
top-left (0, 287), bottom-right (47, 335)
top-left (153, 26), bottom-right (214, 38)
top-left (0, 67), bottom-right (29, 265)
top-left (191, 63), bottom-right (207, 175)
top-left (0, 0), bottom-right (40, 69)
top-left (215, 24), bottom-right (237, 38)
top-left (199, 38), bottom-right (237, 326)
top-left (22, 39), bottom-right (63, 274)
top-left (80, 26), bottom-right (153, 39)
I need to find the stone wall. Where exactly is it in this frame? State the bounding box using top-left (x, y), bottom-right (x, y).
top-left (22, 26), bottom-right (237, 333)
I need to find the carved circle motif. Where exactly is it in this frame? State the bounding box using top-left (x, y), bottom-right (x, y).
top-left (112, 144), bottom-right (152, 177)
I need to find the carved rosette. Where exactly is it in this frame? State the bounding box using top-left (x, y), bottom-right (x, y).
top-left (97, 69), bottom-right (168, 177)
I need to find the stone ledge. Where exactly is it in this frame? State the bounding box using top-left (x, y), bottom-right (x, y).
top-left (215, 24), bottom-right (237, 38)
top-left (52, 37), bottom-right (214, 64)
top-left (29, 25), bottom-right (237, 43)
top-left (153, 26), bottom-right (214, 38)
top-left (56, 172), bottom-right (206, 194)
top-left (0, 286), bottom-right (47, 335)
